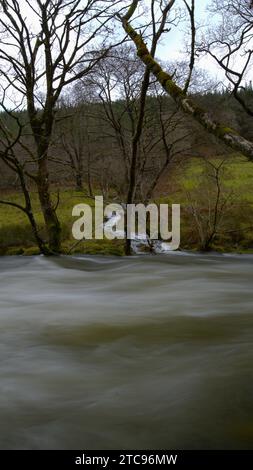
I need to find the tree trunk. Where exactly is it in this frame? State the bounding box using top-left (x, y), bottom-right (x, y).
top-left (37, 158), bottom-right (61, 254)
top-left (121, 12), bottom-right (253, 161)
top-left (87, 158), bottom-right (93, 197)
top-left (20, 171), bottom-right (49, 255)
top-left (125, 238), bottom-right (132, 256)
top-left (27, 208), bottom-right (49, 255)
top-left (75, 171), bottom-right (83, 191)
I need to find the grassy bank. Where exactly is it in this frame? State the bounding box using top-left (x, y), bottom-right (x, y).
top-left (0, 190), bottom-right (125, 256)
top-left (1, 156), bottom-right (253, 255)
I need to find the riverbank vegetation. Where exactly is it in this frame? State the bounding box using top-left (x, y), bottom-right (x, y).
top-left (1, 155), bottom-right (253, 256)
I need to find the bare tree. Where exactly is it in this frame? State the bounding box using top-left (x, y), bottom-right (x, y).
top-left (0, 113), bottom-right (49, 254)
top-left (118, 0), bottom-right (253, 161)
top-left (200, 0), bottom-right (253, 117)
top-left (0, 0), bottom-right (125, 253)
top-left (52, 102), bottom-right (93, 193)
top-left (186, 158), bottom-right (235, 251)
top-left (79, 42), bottom-right (190, 253)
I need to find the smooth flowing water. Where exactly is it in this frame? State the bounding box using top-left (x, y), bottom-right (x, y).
top-left (0, 253), bottom-right (253, 450)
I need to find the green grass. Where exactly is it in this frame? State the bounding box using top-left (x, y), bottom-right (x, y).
top-left (156, 155), bottom-right (253, 204)
top-left (1, 155), bottom-right (253, 255)
top-left (0, 189), bottom-right (124, 256)
top-left (156, 155), bottom-right (253, 252)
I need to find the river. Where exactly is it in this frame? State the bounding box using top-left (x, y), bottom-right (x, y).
top-left (0, 253), bottom-right (253, 449)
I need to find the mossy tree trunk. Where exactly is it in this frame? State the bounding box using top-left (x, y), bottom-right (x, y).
top-left (120, 1), bottom-right (253, 161)
top-left (0, 0), bottom-right (121, 255)
top-left (37, 157), bottom-right (61, 254)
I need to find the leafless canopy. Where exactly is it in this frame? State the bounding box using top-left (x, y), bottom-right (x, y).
top-left (199, 0), bottom-right (253, 116)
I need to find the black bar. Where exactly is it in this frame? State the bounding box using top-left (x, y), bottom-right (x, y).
top-left (0, 451), bottom-right (252, 468)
